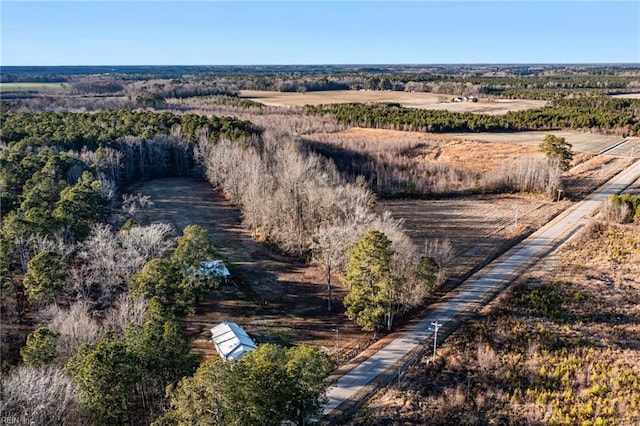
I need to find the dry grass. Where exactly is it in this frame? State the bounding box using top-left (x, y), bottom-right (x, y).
top-left (377, 194), bottom-right (560, 286)
top-left (348, 222), bottom-right (640, 425)
top-left (240, 90), bottom-right (547, 114)
top-left (0, 82), bottom-right (68, 93)
top-left (313, 127), bottom-right (539, 173)
top-left (612, 93), bottom-right (640, 99)
top-left (310, 127), bottom-right (639, 175)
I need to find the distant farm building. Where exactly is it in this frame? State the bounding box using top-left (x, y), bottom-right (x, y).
top-left (452, 96), bottom-right (478, 102)
top-left (210, 322), bottom-right (257, 361)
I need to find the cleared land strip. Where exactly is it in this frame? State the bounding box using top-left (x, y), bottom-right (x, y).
top-left (323, 159), bottom-right (640, 418)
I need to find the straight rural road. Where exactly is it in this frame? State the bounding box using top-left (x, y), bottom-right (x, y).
top-left (323, 159), bottom-right (640, 417)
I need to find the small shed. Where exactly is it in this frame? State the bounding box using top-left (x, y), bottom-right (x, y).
top-left (210, 321), bottom-right (256, 361)
top-left (199, 260), bottom-right (231, 279)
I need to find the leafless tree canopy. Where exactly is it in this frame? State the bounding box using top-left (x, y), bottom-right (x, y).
top-left (1, 365), bottom-right (81, 425)
top-left (46, 302), bottom-right (102, 363)
top-left (69, 223), bottom-right (174, 306)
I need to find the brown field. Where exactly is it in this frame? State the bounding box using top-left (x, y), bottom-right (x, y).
top-left (311, 127), bottom-right (540, 173)
top-left (240, 90), bottom-right (547, 114)
top-left (330, 127), bottom-right (637, 155)
top-left (308, 128), bottom-right (639, 174)
top-left (444, 130), bottom-right (640, 156)
top-left (376, 194), bottom-right (561, 286)
top-left (0, 82), bottom-right (68, 93)
top-left (612, 93), bottom-right (640, 99)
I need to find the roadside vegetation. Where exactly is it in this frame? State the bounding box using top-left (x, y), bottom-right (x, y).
top-left (350, 220), bottom-right (640, 425)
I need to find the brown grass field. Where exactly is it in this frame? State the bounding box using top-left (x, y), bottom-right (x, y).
top-left (240, 89), bottom-right (547, 114)
top-left (321, 127), bottom-right (639, 157)
top-left (308, 128), bottom-right (639, 177)
top-left (612, 93), bottom-right (640, 99)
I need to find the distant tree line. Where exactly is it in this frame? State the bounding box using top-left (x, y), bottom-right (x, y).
top-left (8, 68), bottom-right (638, 101)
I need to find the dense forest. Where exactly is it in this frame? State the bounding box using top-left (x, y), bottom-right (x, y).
top-left (0, 110), bottom-right (330, 425)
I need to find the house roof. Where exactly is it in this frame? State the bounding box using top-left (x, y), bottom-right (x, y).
top-left (199, 260), bottom-right (231, 277)
top-left (210, 321), bottom-right (256, 361)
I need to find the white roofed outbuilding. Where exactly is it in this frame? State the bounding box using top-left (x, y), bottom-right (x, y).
top-left (199, 260), bottom-right (231, 279)
top-left (210, 321), bottom-right (257, 361)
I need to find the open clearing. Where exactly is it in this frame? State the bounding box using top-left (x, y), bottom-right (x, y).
top-left (376, 195), bottom-right (561, 286)
top-left (125, 177), bottom-right (370, 361)
top-left (240, 89), bottom-right (547, 114)
top-left (0, 82), bottom-right (68, 93)
top-left (323, 127), bottom-right (638, 156)
top-left (612, 93), bottom-right (640, 99)
top-left (126, 177), bottom-right (569, 362)
top-left (308, 127), bottom-right (640, 173)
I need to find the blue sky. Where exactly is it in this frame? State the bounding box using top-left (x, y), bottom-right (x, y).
top-left (1, 1), bottom-right (639, 65)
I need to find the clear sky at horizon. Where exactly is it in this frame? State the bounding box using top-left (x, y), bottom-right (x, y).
top-left (1, 1), bottom-right (639, 66)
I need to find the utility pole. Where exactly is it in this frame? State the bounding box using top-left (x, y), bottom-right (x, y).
top-left (431, 321), bottom-right (442, 360)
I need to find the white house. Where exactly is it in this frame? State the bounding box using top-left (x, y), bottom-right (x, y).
top-left (210, 321), bottom-right (256, 361)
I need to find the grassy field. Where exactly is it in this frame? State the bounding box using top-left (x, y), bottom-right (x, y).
top-left (240, 89), bottom-right (547, 114)
top-left (318, 127), bottom-right (639, 158)
top-left (0, 82), bottom-right (68, 93)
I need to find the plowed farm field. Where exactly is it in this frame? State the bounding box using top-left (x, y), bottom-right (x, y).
top-left (240, 90), bottom-right (547, 114)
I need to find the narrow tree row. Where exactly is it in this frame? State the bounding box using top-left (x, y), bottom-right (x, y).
top-left (307, 96), bottom-right (640, 135)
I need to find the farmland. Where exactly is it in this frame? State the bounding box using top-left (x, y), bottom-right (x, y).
top-left (0, 82), bottom-right (68, 93)
top-left (240, 89), bottom-right (547, 114)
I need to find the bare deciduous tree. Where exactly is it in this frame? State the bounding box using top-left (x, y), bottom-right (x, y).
top-left (424, 238), bottom-right (455, 286)
top-left (47, 302), bottom-right (102, 363)
top-left (69, 223), bottom-right (173, 306)
top-left (311, 224), bottom-right (355, 312)
top-left (1, 365), bottom-right (81, 426)
top-left (104, 293), bottom-right (148, 334)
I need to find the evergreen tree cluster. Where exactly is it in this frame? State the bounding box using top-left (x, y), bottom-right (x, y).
top-left (307, 96), bottom-right (640, 135)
